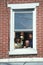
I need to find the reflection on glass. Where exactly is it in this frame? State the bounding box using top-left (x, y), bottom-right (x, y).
top-left (15, 13), bottom-right (33, 29)
top-left (0, 62), bottom-right (43, 65)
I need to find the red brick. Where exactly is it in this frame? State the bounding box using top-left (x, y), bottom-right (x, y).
top-left (0, 0), bottom-right (43, 58)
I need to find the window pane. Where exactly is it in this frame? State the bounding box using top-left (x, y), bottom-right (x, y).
top-left (14, 10), bottom-right (33, 49)
top-left (15, 13), bottom-right (33, 29)
top-left (0, 62), bottom-right (43, 65)
top-left (14, 32), bottom-right (33, 49)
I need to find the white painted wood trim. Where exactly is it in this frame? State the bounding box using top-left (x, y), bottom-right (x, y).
top-left (7, 3), bottom-right (39, 9)
top-left (10, 9), bottom-right (14, 51)
top-left (33, 8), bottom-right (36, 50)
top-left (9, 48), bottom-right (37, 55)
top-left (0, 58), bottom-right (43, 62)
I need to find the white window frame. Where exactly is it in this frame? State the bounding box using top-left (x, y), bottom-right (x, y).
top-left (8, 3), bottom-right (39, 55)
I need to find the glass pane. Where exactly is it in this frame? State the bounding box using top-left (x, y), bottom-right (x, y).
top-left (0, 62), bottom-right (43, 65)
top-left (15, 13), bottom-right (33, 29)
top-left (14, 32), bottom-right (33, 49)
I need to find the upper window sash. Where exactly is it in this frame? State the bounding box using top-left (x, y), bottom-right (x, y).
top-left (14, 11), bottom-right (33, 30)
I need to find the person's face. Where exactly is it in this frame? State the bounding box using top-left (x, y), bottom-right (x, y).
top-left (29, 34), bottom-right (32, 39)
top-left (25, 40), bottom-right (29, 47)
top-left (16, 38), bottom-right (21, 43)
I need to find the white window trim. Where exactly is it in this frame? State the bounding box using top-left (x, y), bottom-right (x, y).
top-left (8, 3), bottom-right (39, 9)
top-left (8, 3), bottom-right (39, 55)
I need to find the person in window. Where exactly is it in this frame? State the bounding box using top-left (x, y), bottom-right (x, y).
top-left (23, 33), bottom-right (33, 48)
top-left (14, 38), bottom-right (23, 48)
top-left (29, 33), bottom-right (33, 48)
top-left (24, 40), bottom-right (30, 48)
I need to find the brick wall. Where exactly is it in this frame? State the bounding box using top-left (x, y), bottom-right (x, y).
top-left (0, 0), bottom-right (43, 58)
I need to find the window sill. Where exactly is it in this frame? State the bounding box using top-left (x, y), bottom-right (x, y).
top-left (9, 48), bottom-right (37, 55)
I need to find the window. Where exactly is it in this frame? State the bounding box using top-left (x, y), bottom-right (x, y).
top-left (8, 3), bottom-right (39, 55)
top-left (14, 9), bottom-right (33, 49)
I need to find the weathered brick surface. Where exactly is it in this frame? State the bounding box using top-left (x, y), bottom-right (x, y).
top-left (0, 0), bottom-right (43, 58)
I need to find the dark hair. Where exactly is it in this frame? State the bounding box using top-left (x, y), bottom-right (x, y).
top-left (14, 37), bottom-right (21, 43)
